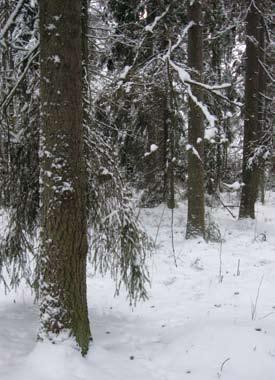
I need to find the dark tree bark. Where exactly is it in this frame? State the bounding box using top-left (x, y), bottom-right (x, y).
top-left (185, 0), bottom-right (205, 239)
top-left (141, 84), bottom-right (169, 207)
top-left (258, 17), bottom-right (268, 204)
top-left (39, 0), bottom-right (91, 355)
top-left (267, 32), bottom-right (275, 183)
top-left (239, 1), bottom-right (260, 219)
top-left (166, 61), bottom-right (176, 210)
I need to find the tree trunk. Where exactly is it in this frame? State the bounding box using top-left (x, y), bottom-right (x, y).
top-left (186, 0), bottom-right (205, 239)
top-left (166, 61), bottom-right (176, 210)
top-left (141, 85), bottom-right (168, 207)
top-left (239, 1), bottom-right (260, 219)
top-left (258, 17), bottom-right (267, 204)
top-left (39, 0), bottom-right (91, 355)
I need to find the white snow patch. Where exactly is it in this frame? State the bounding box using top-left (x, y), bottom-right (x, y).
top-left (150, 144), bottom-right (158, 152)
top-left (223, 181), bottom-right (244, 191)
top-left (45, 24), bottom-right (56, 31)
top-left (119, 65), bottom-right (131, 79)
top-left (205, 127), bottom-right (217, 141)
top-left (52, 55), bottom-right (61, 64)
top-left (1, 193), bottom-right (275, 380)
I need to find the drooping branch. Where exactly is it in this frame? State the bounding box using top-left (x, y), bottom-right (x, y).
top-left (0, 43), bottom-right (39, 111)
top-left (0, 0), bottom-right (26, 45)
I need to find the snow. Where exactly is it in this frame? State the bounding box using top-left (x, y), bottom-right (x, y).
top-left (1, 193), bottom-right (275, 379)
top-left (205, 127), bottom-right (218, 141)
top-left (169, 61), bottom-right (217, 130)
top-left (150, 144), bottom-right (158, 152)
top-left (60, 181), bottom-right (74, 192)
top-left (186, 144), bottom-right (202, 161)
top-left (144, 6), bottom-right (170, 33)
top-left (162, 22), bottom-right (194, 60)
top-left (144, 144), bottom-right (159, 157)
top-left (51, 55), bottom-right (61, 64)
top-left (0, 0), bottom-right (25, 43)
top-left (186, 84), bottom-right (216, 129)
top-left (45, 24), bottom-right (56, 31)
top-left (223, 181), bottom-right (244, 191)
top-left (119, 65), bottom-right (131, 80)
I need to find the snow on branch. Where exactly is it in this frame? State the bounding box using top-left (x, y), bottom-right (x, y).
top-left (169, 60), bottom-right (216, 129)
top-left (145, 5), bottom-right (170, 33)
top-left (0, 0), bottom-right (26, 45)
top-left (163, 22), bottom-right (194, 61)
top-left (119, 65), bottom-right (132, 80)
top-left (0, 43), bottom-right (39, 110)
top-left (251, 0), bottom-right (263, 16)
top-left (186, 144), bottom-right (202, 161)
top-left (259, 59), bottom-right (275, 83)
top-left (186, 83), bottom-right (217, 129)
top-left (169, 60), bottom-right (231, 91)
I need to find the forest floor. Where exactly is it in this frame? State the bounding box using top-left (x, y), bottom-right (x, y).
top-left (0, 192), bottom-right (275, 380)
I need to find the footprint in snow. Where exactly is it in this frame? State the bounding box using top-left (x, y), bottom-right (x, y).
top-left (163, 277), bottom-right (177, 286)
top-left (190, 258), bottom-right (204, 271)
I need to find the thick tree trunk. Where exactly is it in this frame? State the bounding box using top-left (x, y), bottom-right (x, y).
top-left (39, 0), bottom-right (91, 354)
top-left (186, 0), bottom-right (205, 239)
top-left (269, 58), bottom-right (275, 186)
top-left (141, 85), bottom-right (168, 207)
top-left (239, 1), bottom-right (260, 219)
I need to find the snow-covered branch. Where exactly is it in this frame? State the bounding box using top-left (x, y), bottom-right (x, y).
top-left (169, 60), bottom-right (242, 108)
top-left (0, 0), bottom-right (26, 44)
top-left (0, 43), bottom-right (39, 110)
top-left (162, 21), bottom-right (195, 61)
top-left (144, 6), bottom-right (170, 33)
top-left (186, 83), bottom-right (216, 129)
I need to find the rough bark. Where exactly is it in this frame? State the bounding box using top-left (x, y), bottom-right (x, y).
top-left (166, 62), bottom-right (175, 210)
top-left (39, 0), bottom-right (91, 355)
top-left (186, 0), bottom-right (205, 239)
top-left (258, 17), bottom-right (267, 204)
top-left (239, 1), bottom-right (260, 219)
top-left (270, 58), bottom-right (275, 182)
top-left (141, 85), bottom-right (168, 207)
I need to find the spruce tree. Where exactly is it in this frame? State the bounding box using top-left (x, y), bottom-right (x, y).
top-left (239, 0), bottom-right (261, 219)
top-left (39, 0), bottom-right (91, 354)
top-left (185, 0), bottom-right (205, 239)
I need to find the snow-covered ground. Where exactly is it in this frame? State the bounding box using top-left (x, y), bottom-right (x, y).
top-left (1, 193), bottom-right (275, 380)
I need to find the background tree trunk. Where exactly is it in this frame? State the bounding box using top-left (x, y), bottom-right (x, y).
top-left (239, 1), bottom-right (260, 219)
top-left (39, 0), bottom-right (91, 355)
top-left (185, 0), bottom-right (205, 239)
top-left (258, 16), bottom-right (267, 204)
